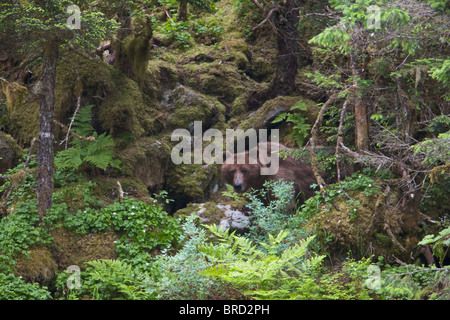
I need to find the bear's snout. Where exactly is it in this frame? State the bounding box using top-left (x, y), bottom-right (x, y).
top-left (233, 183), bottom-right (244, 193)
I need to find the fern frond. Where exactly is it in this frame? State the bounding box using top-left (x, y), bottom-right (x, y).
top-left (54, 146), bottom-right (84, 170)
top-left (72, 105), bottom-right (95, 136)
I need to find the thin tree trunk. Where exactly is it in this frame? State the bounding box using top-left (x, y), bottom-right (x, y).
top-left (350, 51), bottom-right (369, 152)
top-left (269, 0), bottom-right (300, 97)
top-left (178, 0), bottom-right (188, 21)
top-left (36, 39), bottom-right (58, 220)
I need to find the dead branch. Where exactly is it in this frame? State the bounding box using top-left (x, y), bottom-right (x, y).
top-left (53, 120), bottom-right (96, 142)
top-left (249, 0), bottom-right (265, 12)
top-left (253, 7), bottom-right (277, 30)
top-left (384, 222), bottom-right (406, 252)
top-left (60, 57), bottom-right (83, 149)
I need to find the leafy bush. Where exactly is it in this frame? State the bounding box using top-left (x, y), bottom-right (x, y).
top-left (156, 19), bottom-right (192, 48)
top-left (245, 179), bottom-right (310, 250)
top-left (0, 273), bottom-right (51, 300)
top-left (146, 215), bottom-right (219, 299)
top-left (272, 100), bottom-right (312, 147)
top-left (0, 200), bottom-right (52, 273)
top-left (55, 259), bottom-right (155, 300)
top-left (419, 226), bottom-right (450, 267)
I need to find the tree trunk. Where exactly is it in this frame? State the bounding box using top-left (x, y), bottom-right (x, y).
top-left (36, 39), bottom-right (58, 220)
top-left (268, 0), bottom-right (300, 97)
top-left (178, 0), bottom-right (188, 22)
top-left (350, 51), bottom-right (369, 152)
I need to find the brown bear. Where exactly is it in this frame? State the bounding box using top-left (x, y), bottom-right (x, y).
top-left (221, 142), bottom-right (319, 205)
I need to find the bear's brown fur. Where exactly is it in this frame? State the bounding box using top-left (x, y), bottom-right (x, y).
top-left (222, 142), bottom-right (319, 205)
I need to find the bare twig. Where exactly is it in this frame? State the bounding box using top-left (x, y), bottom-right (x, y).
top-left (53, 120), bottom-right (96, 142)
top-left (253, 7), bottom-right (277, 30)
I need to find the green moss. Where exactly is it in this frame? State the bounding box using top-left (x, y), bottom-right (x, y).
top-left (238, 96), bottom-right (301, 130)
top-left (0, 132), bottom-right (22, 172)
top-left (50, 227), bottom-right (118, 270)
top-left (162, 84), bottom-right (226, 130)
top-left (0, 79), bottom-right (38, 144)
top-left (247, 57), bottom-right (274, 82)
top-left (116, 135), bottom-right (174, 197)
top-left (14, 246), bottom-right (58, 286)
top-left (55, 54), bottom-right (162, 138)
top-left (375, 233), bottom-right (392, 247)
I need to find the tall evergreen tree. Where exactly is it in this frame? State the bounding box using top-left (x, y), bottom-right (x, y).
top-left (0, 1), bottom-right (119, 220)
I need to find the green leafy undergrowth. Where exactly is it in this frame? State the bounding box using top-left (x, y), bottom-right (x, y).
top-left (44, 193), bottom-right (183, 269)
top-left (55, 259), bottom-right (155, 300)
top-left (146, 215), bottom-right (219, 299)
top-left (299, 172), bottom-right (380, 221)
top-left (0, 200), bottom-right (53, 273)
top-left (0, 272), bottom-right (51, 300)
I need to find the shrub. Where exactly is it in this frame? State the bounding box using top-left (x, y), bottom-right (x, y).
top-left (146, 215), bottom-right (219, 299)
top-left (0, 273), bottom-right (51, 300)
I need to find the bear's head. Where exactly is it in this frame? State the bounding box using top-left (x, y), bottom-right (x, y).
top-left (221, 151), bottom-right (265, 193)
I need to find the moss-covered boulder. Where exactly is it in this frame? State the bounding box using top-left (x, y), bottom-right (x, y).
top-left (50, 227), bottom-right (118, 270)
top-left (0, 79), bottom-right (38, 144)
top-left (305, 185), bottom-right (419, 264)
top-left (165, 163), bottom-right (222, 209)
top-left (236, 95), bottom-right (318, 132)
top-left (0, 132), bottom-right (22, 173)
top-left (161, 83), bottom-right (226, 131)
top-left (118, 136), bottom-right (173, 196)
top-left (55, 54), bottom-right (162, 139)
top-left (14, 246), bottom-right (58, 286)
top-left (174, 201), bottom-right (250, 234)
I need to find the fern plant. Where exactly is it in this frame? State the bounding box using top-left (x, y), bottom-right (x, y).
top-left (272, 100), bottom-right (311, 147)
top-left (200, 225), bottom-right (325, 300)
top-left (55, 105), bottom-right (120, 171)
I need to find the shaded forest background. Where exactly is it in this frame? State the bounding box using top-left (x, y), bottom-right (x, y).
top-left (0, 0), bottom-right (449, 300)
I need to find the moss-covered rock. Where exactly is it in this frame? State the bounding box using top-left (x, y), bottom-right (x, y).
top-left (0, 79), bottom-right (38, 144)
top-left (174, 201), bottom-right (251, 234)
top-left (247, 56), bottom-right (274, 82)
top-left (306, 188), bottom-right (411, 263)
top-left (14, 246), bottom-right (58, 286)
top-left (165, 163), bottom-right (222, 207)
top-left (50, 227), bottom-right (118, 270)
top-left (55, 54), bottom-right (162, 139)
top-left (161, 83), bottom-right (226, 130)
top-left (118, 135), bottom-right (173, 196)
top-left (0, 132), bottom-right (22, 173)
top-left (236, 95), bottom-right (318, 131)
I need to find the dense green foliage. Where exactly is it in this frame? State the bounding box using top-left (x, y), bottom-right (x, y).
top-left (0, 0), bottom-right (448, 302)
